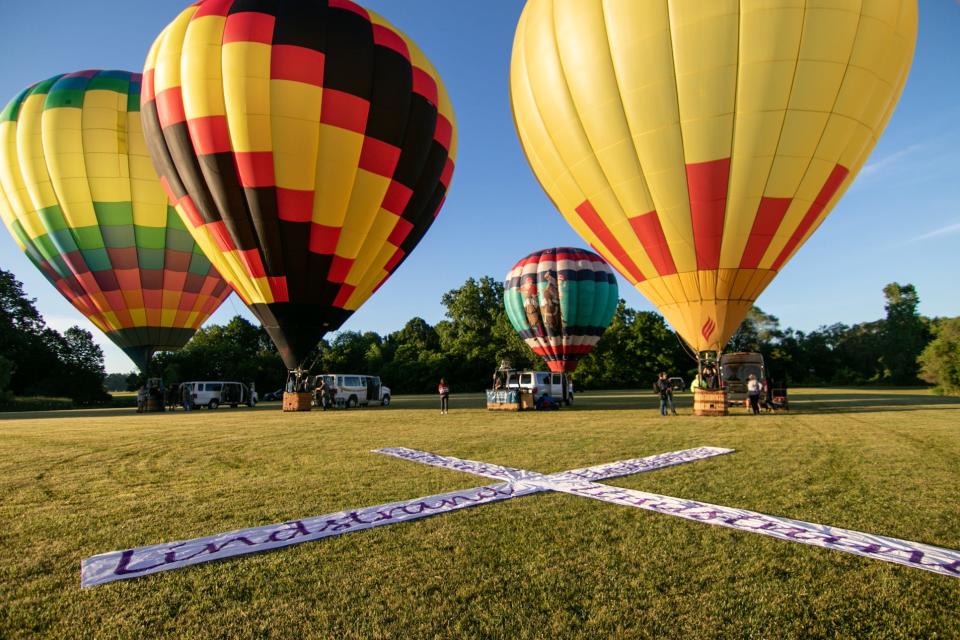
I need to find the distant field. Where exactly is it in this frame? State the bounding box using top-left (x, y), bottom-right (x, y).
top-left (1, 388), bottom-right (958, 639)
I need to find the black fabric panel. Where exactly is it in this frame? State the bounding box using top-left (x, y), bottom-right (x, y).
top-left (227, 0), bottom-right (274, 16)
top-left (141, 101), bottom-right (188, 200)
top-left (391, 95), bottom-right (437, 191)
top-left (305, 253), bottom-right (340, 306)
top-left (365, 47), bottom-right (412, 147)
top-left (199, 153), bottom-right (259, 252)
top-left (278, 219), bottom-right (310, 301)
top-left (398, 139), bottom-right (448, 254)
top-left (251, 302), bottom-right (352, 370)
top-left (242, 186), bottom-right (284, 278)
top-left (271, 0), bottom-right (329, 50)
top-left (162, 122), bottom-right (221, 225)
top-left (323, 7), bottom-right (374, 98)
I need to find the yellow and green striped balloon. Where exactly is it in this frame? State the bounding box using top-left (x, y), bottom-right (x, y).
top-left (0, 70), bottom-right (231, 371)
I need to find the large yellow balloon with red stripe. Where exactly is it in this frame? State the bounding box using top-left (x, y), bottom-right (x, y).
top-left (510, 0), bottom-right (917, 352)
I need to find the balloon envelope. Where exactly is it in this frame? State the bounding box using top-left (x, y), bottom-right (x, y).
top-left (510, 1), bottom-right (917, 352)
top-left (141, 0), bottom-right (457, 370)
top-left (505, 247), bottom-right (618, 373)
top-left (0, 70), bottom-right (230, 371)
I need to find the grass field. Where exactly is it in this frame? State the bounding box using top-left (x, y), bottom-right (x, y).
top-left (1, 388), bottom-right (958, 639)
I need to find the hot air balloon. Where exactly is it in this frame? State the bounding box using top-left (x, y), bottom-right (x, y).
top-left (141, 0), bottom-right (457, 375)
top-left (0, 70), bottom-right (231, 372)
top-left (505, 247), bottom-right (618, 373)
top-left (510, 1), bottom-right (916, 367)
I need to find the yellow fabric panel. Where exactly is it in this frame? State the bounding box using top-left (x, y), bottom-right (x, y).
top-left (604, 0), bottom-right (691, 275)
top-left (337, 169), bottom-right (391, 264)
top-left (153, 8), bottom-right (196, 95)
top-left (669, 0), bottom-right (738, 163)
top-left (17, 94), bottom-right (60, 212)
top-left (272, 118), bottom-right (320, 192)
top-left (345, 207), bottom-right (396, 286)
top-left (222, 42), bottom-right (272, 152)
top-left (797, 5), bottom-right (860, 64)
top-left (779, 110), bottom-right (831, 159)
top-left (552, 1), bottom-right (655, 220)
top-left (129, 308), bottom-right (146, 326)
top-left (519, 0), bottom-right (602, 182)
top-left (270, 81), bottom-right (322, 192)
top-left (0, 122), bottom-right (32, 222)
top-left (181, 15), bottom-right (227, 119)
top-left (344, 243), bottom-right (396, 311)
top-left (312, 124), bottom-right (362, 228)
top-left (100, 311), bottom-right (119, 331)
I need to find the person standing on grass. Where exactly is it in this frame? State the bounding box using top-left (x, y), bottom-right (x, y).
top-left (655, 372), bottom-right (677, 416)
top-left (180, 383), bottom-right (193, 411)
top-left (747, 374), bottom-right (762, 415)
top-left (438, 378), bottom-right (450, 414)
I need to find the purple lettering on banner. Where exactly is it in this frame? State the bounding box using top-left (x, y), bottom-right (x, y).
top-left (81, 445), bottom-right (960, 587)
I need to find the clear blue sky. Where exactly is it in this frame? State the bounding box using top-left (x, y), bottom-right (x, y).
top-left (1, 1), bottom-right (958, 373)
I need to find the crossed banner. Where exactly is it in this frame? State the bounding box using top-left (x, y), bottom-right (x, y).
top-left (81, 446), bottom-right (960, 587)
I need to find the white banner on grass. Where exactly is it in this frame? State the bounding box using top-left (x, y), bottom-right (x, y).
top-left (390, 449), bottom-right (960, 579)
top-left (81, 447), bottom-right (726, 587)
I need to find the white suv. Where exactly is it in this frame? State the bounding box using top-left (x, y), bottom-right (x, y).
top-left (506, 371), bottom-right (573, 406)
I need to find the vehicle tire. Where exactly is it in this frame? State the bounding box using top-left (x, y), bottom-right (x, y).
top-left (381, 395), bottom-right (390, 407)
top-left (209, 400), bottom-right (219, 410)
top-left (347, 395), bottom-right (358, 408)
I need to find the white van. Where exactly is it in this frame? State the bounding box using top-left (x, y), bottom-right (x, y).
top-left (506, 371), bottom-right (573, 406)
top-left (312, 374), bottom-right (391, 408)
top-left (180, 381), bottom-right (258, 409)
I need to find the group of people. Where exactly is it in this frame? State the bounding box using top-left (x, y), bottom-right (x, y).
top-left (654, 371), bottom-right (765, 416)
top-left (135, 381), bottom-right (196, 412)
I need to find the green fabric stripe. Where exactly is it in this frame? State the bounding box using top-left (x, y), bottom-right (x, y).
top-left (44, 89), bottom-right (86, 110)
top-left (0, 86), bottom-right (34, 122)
top-left (135, 225), bottom-right (166, 250)
top-left (28, 76), bottom-right (59, 97)
top-left (188, 252), bottom-right (212, 275)
top-left (127, 92), bottom-right (141, 113)
top-left (164, 227), bottom-right (195, 253)
top-left (36, 204), bottom-right (69, 232)
top-left (87, 75), bottom-right (128, 94)
top-left (137, 247), bottom-right (164, 270)
top-left (73, 226), bottom-right (105, 250)
top-left (50, 228), bottom-right (80, 253)
top-left (165, 206), bottom-right (187, 231)
top-left (80, 248), bottom-right (111, 272)
top-left (101, 225), bottom-right (135, 249)
top-left (93, 201), bottom-right (134, 226)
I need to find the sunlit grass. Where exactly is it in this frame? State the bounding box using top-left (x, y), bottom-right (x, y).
top-left (1, 388), bottom-right (958, 638)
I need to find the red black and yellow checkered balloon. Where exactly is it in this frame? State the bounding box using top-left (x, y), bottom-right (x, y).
top-left (141, 0), bottom-right (457, 370)
top-left (0, 70), bottom-right (231, 371)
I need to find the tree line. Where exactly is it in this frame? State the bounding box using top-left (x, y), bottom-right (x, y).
top-left (0, 269), bottom-right (108, 404)
top-left (3, 266), bottom-right (958, 401)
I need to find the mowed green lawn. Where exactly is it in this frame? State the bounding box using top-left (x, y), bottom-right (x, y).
top-left (1, 389), bottom-right (958, 639)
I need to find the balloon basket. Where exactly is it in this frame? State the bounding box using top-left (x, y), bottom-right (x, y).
top-left (144, 397), bottom-right (165, 413)
top-left (282, 392), bottom-right (313, 412)
top-left (694, 389), bottom-right (728, 417)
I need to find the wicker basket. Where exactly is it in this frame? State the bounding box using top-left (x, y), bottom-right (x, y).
top-left (694, 389), bottom-right (728, 416)
top-left (282, 392), bottom-right (313, 412)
